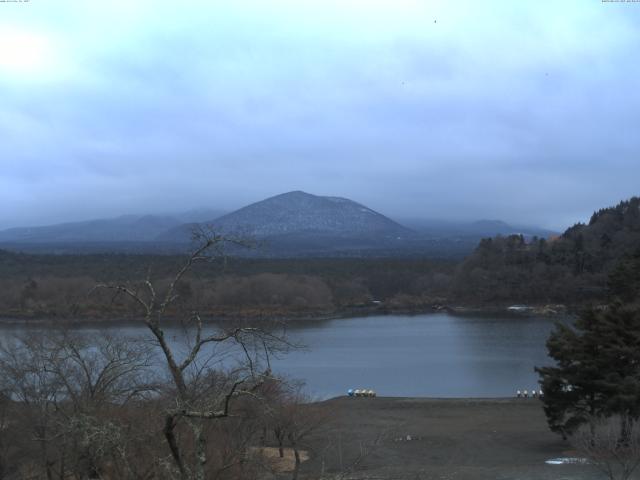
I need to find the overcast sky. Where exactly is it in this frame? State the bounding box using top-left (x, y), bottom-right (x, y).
top-left (1, 0), bottom-right (639, 231)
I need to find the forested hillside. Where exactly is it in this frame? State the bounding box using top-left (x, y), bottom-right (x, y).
top-left (453, 197), bottom-right (640, 304)
top-left (0, 251), bottom-right (455, 320)
top-left (2, 197), bottom-right (637, 320)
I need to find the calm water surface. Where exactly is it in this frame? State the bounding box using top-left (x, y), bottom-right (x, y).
top-left (277, 313), bottom-right (559, 398)
top-left (0, 313), bottom-right (561, 399)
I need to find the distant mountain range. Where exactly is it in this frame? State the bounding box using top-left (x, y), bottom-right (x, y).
top-left (399, 218), bottom-right (556, 238)
top-left (0, 215), bottom-right (181, 243)
top-left (0, 191), bottom-right (557, 257)
top-left (0, 208), bottom-right (228, 244)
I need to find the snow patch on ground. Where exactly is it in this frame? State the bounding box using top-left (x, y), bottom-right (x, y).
top-left (545, 457), bottom-right (588, 465)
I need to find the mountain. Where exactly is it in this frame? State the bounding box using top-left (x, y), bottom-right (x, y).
top-left (157, 191), bottom-right (417, 256)
top-left (0, 192), bottom-right (557, 258)
top-left (212, 191), bottom-right (409, 236)
top-left (160, 191), bottom-right (410, 240)
top-left (0, 215), bottom-right (182, 243)
top-left (399, 218), bottom-right (557, 238)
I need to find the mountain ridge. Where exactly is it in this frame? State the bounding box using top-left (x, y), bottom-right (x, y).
top-left (0, 191), bottom-right (557, 256)
top-left (193, 190), bottom-right (410, 237)
top-left (0, 214), bottom-right (182, 243)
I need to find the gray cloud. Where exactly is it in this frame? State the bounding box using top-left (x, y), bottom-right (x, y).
top-left (0, 0), bottom-right (639, 231)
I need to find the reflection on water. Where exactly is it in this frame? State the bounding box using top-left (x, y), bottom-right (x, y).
top-left (0, 313), bottom-right (564, 399)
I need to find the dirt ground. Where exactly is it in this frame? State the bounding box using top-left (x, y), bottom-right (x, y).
top-left (297, 397), bottom-right (602, 480)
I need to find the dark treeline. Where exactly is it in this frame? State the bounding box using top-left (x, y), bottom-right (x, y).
top-left (453, 197), bottom-right (640, 305)
top-left (1, 196), bottom-right (638, 320)
top-left (0, 253), bottom-right (455, 320)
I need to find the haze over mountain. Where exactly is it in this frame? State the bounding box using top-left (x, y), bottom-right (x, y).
top-left (173, 208), bottom-right (228, 224)
top-left (0, 191), bottom-right (557, 257)
top-left (0, 215), bottom-right (182, 244)
top-left (399, 218), bottom-right (556, 239)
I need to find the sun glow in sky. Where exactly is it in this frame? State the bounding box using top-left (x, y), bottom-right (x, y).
top-left (0, 27), bottom-right (57, 77)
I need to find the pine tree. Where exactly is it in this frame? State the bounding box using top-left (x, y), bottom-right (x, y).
top-left (536, 310), bottom-right (608, 438)
top-left (537, 251), bottom-right (640, 438)
top-left (608, 249), bottom-right (640, 304)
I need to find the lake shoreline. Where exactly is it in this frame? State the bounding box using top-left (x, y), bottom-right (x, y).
top-left (0, 312), bottom-right (559, 399)
top-left (0, 303), bottom-right (575, 327)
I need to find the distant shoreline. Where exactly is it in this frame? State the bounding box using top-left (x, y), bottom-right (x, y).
top-left (0, 303), bottom-right (576, 327)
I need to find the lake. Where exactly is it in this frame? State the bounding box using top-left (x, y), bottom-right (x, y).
top-left (0, 313), bottom-right (562, 399)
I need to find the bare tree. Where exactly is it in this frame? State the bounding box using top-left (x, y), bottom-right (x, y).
top-left (0, 334), bottom-right (65, 479)
top-left (94, 230), bottom-right (292, 480)
top-left (0, 330), bottom-right (157, 479)
top-left (260, 384), bottom-right (326, 480)
top-left (50, 332), bottom-right (157, 479)
top-left (571, 415), bottom-right (640, 480)
top-left (46, 331), bottom-right (156, 410)
top-left (0, 391), bottom-right (12, 479)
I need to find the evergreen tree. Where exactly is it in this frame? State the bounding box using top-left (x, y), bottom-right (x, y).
top-left (536, 310), bottom-right (611, 438)
top-left (537, 301), bottom-right (640, 439)
top-left (608, 249), bottom-right (640, 304)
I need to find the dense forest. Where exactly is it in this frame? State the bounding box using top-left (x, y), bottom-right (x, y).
top-left (453, 197), bottom-right (640, 305)
top-left (1, 197), bottom-right (638, 321)
top-left (0, 253), bottom-right (455, 320)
